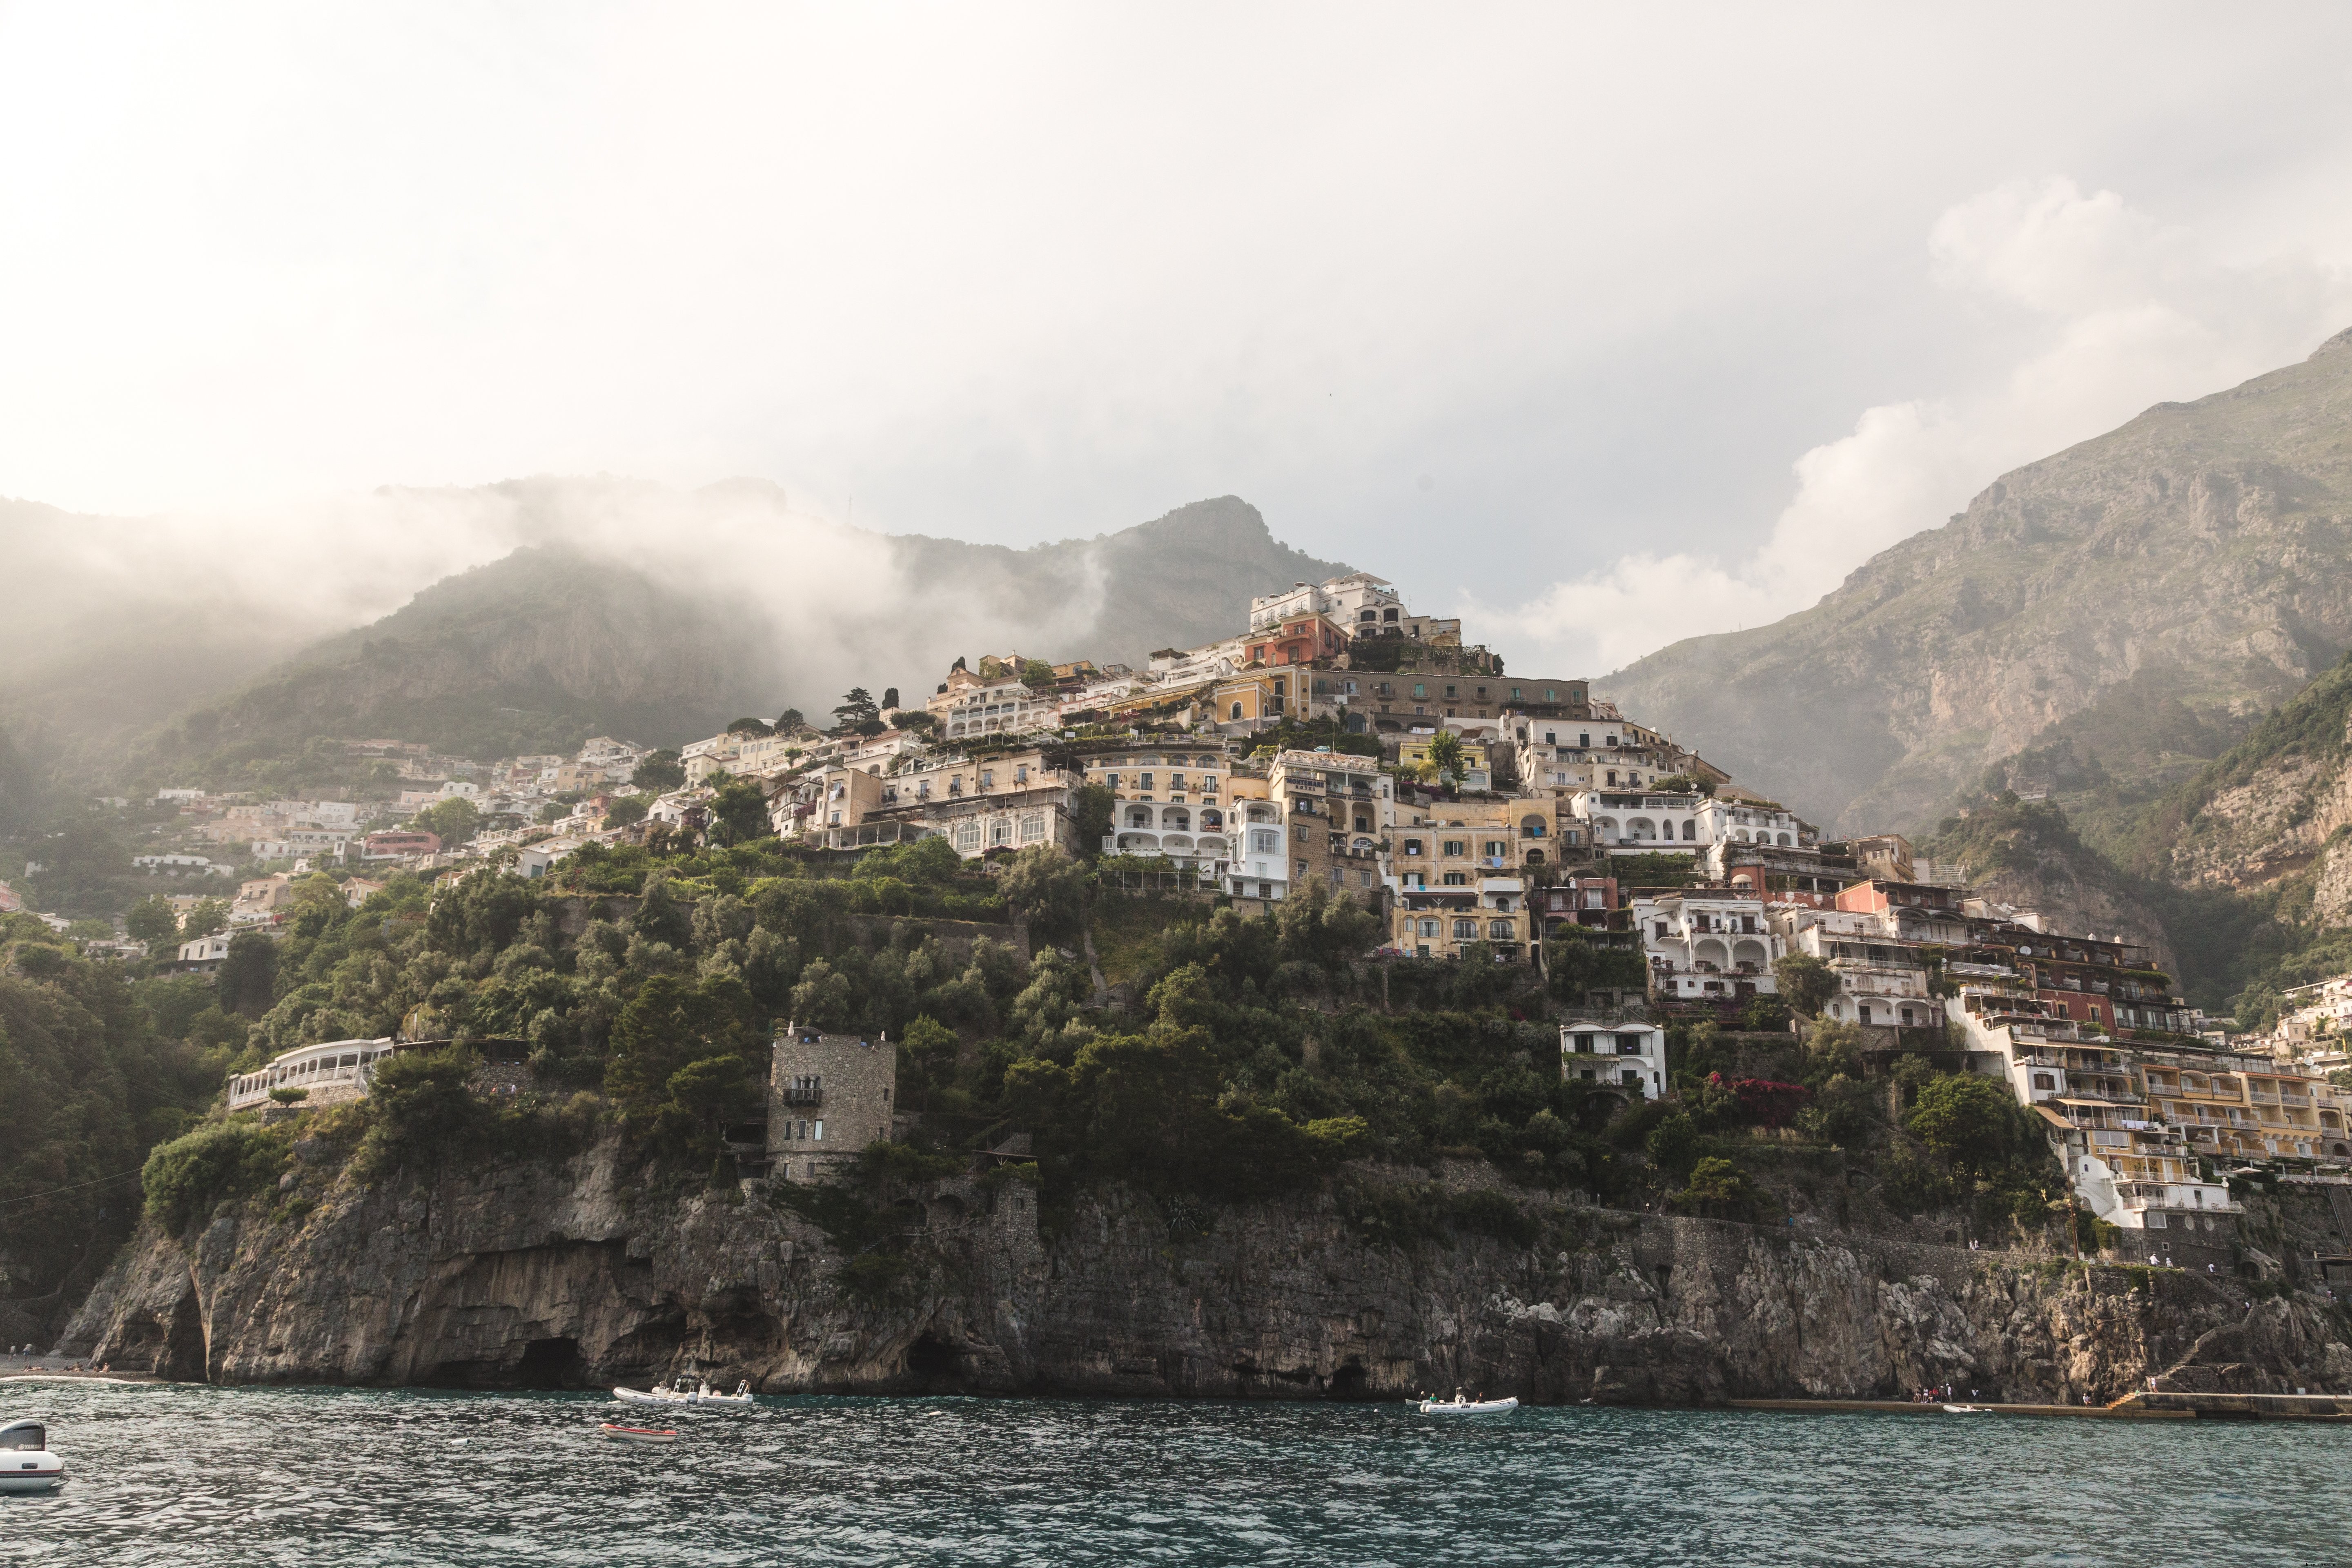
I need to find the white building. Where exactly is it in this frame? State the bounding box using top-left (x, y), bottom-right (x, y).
top-left (1570, 789), bottom-right (1714, 851)
top-left (1561, 1019), bottom-right (1667, 1100)
top-left (1630, 892), bottom-right (1782, 1004)
top-left (225, 1038), bottom-right (400, 1112)
top-left (177, 933), bottom-right (234, 970)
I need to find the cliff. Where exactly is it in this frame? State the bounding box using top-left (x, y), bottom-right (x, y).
top-left (1600, 326), bottom-right (2352, 837)
top-left (59, 1136), bottom-right (2352, 1405)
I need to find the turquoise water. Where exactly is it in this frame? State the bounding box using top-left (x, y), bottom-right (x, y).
top-left (2, 1382), bottom-right (2348, 1566)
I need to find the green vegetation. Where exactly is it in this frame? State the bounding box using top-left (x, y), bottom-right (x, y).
top-left (2, 917), bottom-right (228, 1325)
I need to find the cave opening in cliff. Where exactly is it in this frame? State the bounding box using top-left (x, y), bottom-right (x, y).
top-left (906, 1332), bottom-right (960, 1387)
top-left (1327, 1361), bottom-right (1370, 1401)
top-left (517, 1336), bottom-right (587, 1389)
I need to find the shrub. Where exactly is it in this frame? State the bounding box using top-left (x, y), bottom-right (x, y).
top-left (1906, 1073), bottom-right (2020, 1174)
top-left (1675, 1156), bottom-right (1757, 1217)
top-left (142, 1123), bottom-right (285, 1232)
top-left (1644, 1111), bottom-right (1700, 1178)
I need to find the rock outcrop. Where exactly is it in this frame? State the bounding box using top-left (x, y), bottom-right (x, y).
top-left (58, 1138), bottom-right (2352, 1404)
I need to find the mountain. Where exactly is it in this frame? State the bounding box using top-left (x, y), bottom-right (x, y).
top-left (146, 545), bottom-right (777, 772)
top-left (893, 494), bottom-right (1348, 669)
top-left (1599, 327), bottom-right (2352, 837)
top-left (122, 488), bottom-right (1347, 782)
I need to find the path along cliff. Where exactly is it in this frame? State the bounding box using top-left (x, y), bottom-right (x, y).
top-left (57, 1134), bottom-right (2352, 1405)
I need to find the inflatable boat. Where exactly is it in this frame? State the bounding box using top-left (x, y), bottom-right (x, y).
top-left (0, 1419), bottom-right (65, 1492)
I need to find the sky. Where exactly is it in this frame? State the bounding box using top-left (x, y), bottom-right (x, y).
top-left (4, 3), bottom-right (2352, 678)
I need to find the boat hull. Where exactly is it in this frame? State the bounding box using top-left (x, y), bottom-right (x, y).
top-left (1417, 1398), bottom-right (1520, 1415)
top-left (0, 1463), bottom-right (65, 1493)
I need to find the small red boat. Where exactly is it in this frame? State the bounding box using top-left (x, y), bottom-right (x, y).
top-left (598, 1422), bottom-right (679, 1443)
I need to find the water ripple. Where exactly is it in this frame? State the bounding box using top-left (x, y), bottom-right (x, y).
top-left (0, 1385), bottom-right (2347, 1566)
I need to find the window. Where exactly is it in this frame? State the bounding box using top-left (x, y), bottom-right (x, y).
top-left (1482, 841), bottom-right (1506, 858)
top-left (955, 820), bottom-right (981, 851)
top-left (1442, 871), bottom-right (1468, 886)
top-left (990, 819), bottom-right (1013, 845)
top-left (1442, 840), bottom-right (1466, 857)
top-left (1296, 860), bottom-right (1309, 877)
top-left (1020, 811), bottom-right (1046, 842)
top-left (1418, 918), bottom-right (1439, 938)
top-left (980, 769), bottom-right (994, 788)
top-left (1452, 919), bottom-right (1477, 940)
top-left (813, 1120), bottom-right (824, 1140)
top-left (1682, 821), bottom-right (1695, 840)
top-left (1413, 684), bottom-right (1427, 699)
top-left (1258, 882), bottom-right (1273, 898)
top-left (1404, 838), bottom-right (1423, 855)
top-left (1251, 830), bottom-right (1279, 854)
top-left (1294, 824), bottom-right (1310, 842)
top-left (1140, 773), bottom-right (1154, 790)
top-left (1106, 773), bottom-right (1120, 789)
top-left (1488, 920), bottom-right (1513, 939)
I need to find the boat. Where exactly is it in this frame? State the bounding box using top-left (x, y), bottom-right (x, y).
top-left (612, 1377), bottom-right (755, 1409)
top-left (0, 1419), bottom-right (65, 1492)
top-left (1417, 1396), bottom-right (1520, 1415)
top-left (598, 1423), bottom-right (679, 1443)
top-left (1942, 1403), bottom-right (1991, 1414)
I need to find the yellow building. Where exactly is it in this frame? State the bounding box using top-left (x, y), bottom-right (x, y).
top-left (1395, 736), bottom-right (1491, 775)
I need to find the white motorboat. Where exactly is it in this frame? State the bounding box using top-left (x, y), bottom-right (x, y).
top-left (1942, 1403), bottom-right (1991, 1414)
top-left (0, 1419), bottom-right (65, 1492)
top-left (1417, 1396), bottom-right (1520, 1415)
top-left (612, 1378), bottom-right (755, 1409)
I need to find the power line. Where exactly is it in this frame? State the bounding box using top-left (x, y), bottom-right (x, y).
top-left (0, 1167), bottom-right (147, 1215)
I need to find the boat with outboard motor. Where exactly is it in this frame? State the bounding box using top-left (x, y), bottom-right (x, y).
top-left (0, 1419), bottom-right (65, 1492)
top-left (612, 1376), bottom-right (755, 1409)
top-left (1416, 1394), bottom-right (1519, 1415)
top-left (598, 1423), bottom-right (679, 1443)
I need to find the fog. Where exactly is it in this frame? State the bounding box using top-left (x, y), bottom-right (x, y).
top-left (5, 4), bottom-right (2352, 684)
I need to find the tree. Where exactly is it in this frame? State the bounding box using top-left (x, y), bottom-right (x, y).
top-left (1907, 1072), bottom-right (2020, 1174)
top-left (726, 717), bottom-right (774, 736)
top-left (632, 750), bottom-right (687, 792)
top-left (413, 796), bottom-right (481, 846)
top-left (833, 688), bottom-right (880, 730)
top-left (775, 708), bottom-right (805, 732)
top-left (1644, 1111), bottom-right (1700, 1177)
top-left (1676, 1156), bottom-right (1756, 1216)
top-left (1071, 784), bottom-right (1114, 858)
top-left (126, 894), bottom-right (179, 945)
top-left (218, 931), bottom-right (279, 1017)
top-left (535, 801), bottom-right (572, 825)
top-left (180, 896), bottom-right (230, 938)
top-left (1020, 659), bottom-right (1057, 688)
top-left (707, 776), bottom-right (773, 846)
top-left (1000, 845), bottom-right (1087, 942)
top-left (603, 794), bottom-right (651, 827)
top-left (1773, 952), bottom-right (1838, 1018)
top-left (1425, 729), bottom-right (1464, 780)
top-left (879, 688), bottom-right (899, 712)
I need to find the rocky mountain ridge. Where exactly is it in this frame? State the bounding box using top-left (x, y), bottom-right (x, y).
top-left (1601, 326), bottom-right (2352, 838)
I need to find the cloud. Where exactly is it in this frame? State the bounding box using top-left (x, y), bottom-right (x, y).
top-left (1486, 177), bottom-right (2352, 676)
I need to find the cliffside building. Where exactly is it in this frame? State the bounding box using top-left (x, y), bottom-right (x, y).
top-left (767, 1025), bottom-right (898, 1183)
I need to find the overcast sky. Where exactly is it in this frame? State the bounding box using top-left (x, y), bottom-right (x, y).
top-left (5, 3), bottom-right (2352, 676)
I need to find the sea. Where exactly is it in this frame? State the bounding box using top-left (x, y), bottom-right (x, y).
top-left (2, 1381), bottom-right (2346, 1566)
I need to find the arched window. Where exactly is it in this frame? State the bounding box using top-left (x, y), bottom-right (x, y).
top-left (1452, 919), bottom-right (1477, 940)
top-left (1682, 820), bottom-right (1696, 841)
top-left (1777, 832), bottom-right (1792, 846)
top-left (1230, 701), bottom-right (1245, 720)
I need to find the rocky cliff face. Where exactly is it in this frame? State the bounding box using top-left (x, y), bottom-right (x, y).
top-left (59, 1138), bottom-right (2352, 1404)
top-left (1601, 327), bottom-right (2352, 837)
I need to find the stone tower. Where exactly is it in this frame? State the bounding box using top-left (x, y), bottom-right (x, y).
top-left (766, 1022), bottom-right (898, 1183)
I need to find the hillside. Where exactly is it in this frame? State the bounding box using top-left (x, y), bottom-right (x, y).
top-left (1599, 326), bottom-right (2352, 837)
top-left (46, 485), bottom-right (1350, 786)
top-left (139, 546), bottom-right (775, 778)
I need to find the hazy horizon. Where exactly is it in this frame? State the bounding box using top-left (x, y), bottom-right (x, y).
top-left (7, 5), bottom-right (2352, 682)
